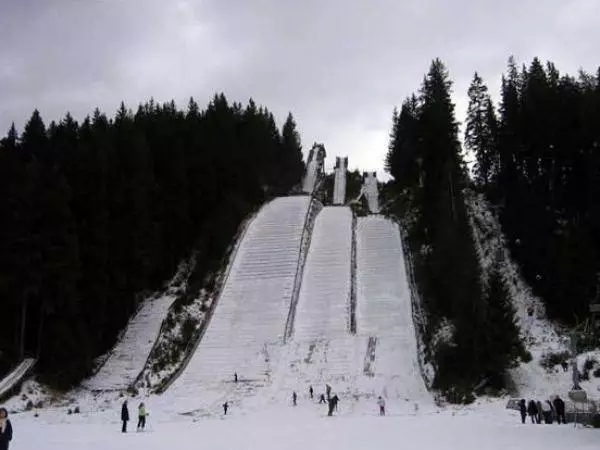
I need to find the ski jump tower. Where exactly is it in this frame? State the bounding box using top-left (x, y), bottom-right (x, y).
top-left (302, 143), bottom-right (326, 194)
top-left (357, 171), bottom-right (380, 213)
top-left (333, 156), bottom-right (347, 205)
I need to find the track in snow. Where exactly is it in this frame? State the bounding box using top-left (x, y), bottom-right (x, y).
top-left (355, 216), bottom-right (429, 403)
top-left (0, 358), bottom-right (36, 399)
top-left (84, 294), bottom-right (175, 391)
top-left (166, 196), bottom-right (312, 413)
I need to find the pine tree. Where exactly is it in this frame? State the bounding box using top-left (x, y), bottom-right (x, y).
top-left (465, 73), bottom-right (498, 187)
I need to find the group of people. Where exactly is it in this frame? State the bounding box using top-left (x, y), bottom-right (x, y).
top-left (518, 396), bottom-right (566, 424)
top-left (120, 400), bottom-right (148, 432)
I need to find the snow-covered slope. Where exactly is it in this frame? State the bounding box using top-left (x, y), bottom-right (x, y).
top-left (294, 207), bottom-right (352, 339)
top-left (275, 206), bottom-right (357, 397)
top-left (355, 216), bottom-right (430, 403)
top-left (165, 196), bottom-right (312, 411)
top-left (84, 294), bottom-right (177, 391)
top-left (0, 358), bottom-right (36, 399)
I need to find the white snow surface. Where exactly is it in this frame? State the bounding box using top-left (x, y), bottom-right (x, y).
top-left (356, 216), bottom-right (430, 403)
top-left (164, 196), bottom-right (312, 412)
top-left (9, 398), bottom-right (600, 450)
top-left (294, 206), bottom-right (352, 339)
top-left (361, 172), bottom-right (380, 213)
top-left (83, 294), bottom-right (177, 391)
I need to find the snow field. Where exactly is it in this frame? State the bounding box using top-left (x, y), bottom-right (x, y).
top-left (12, 399), bottom-right (600, 450)
top-left (165, 196), bottom-right (312, 411)
top-left (83, 294), bottom-right (176, 391)
top-left (355, 216), bottom-right (430, 403)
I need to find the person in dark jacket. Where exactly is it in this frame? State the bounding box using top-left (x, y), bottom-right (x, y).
top-left (527, 400), bottom-right (538, 424)
top-left (121, 400), bottom-right (130, 432)
top-left (0, 407), bottom-right (13, 450)
top-left (309, 385), bottom-right (314, 399)
top-left (292, 391), bottom-right (297, 406)
top-left (518, 399), bottom-right (527, 424)
top-left (553, 396), bottom-right (566, 424)
top-left (319, 394), bottom-right (326, 404)
top-left (223, 402), bottom-right (229, 415)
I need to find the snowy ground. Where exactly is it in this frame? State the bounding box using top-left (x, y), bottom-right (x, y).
top-left (9, 398), bottom-right (599, 450)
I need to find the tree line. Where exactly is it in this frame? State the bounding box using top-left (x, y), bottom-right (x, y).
top-left (465, 57), bottom-right (600, 325)
top-left (0, 94), bottom-right (304, 387)
top-left (385, 59), bottom-right (525, 400)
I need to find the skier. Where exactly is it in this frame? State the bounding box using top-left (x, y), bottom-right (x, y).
top-left (0, 408), bottom-right (13, 450)
top-left (377, 396), bottom-right (386, 416)
top-left (553, 396), bottom-right (566, 424)
top-left (319, 394), bottom-right (326, 404)
top-left (560, 361), bottom-right (569, 372)
top-left (292, 391), bottom-right (297, 406)
top-left (309, 385), bottom-right (314, 399)
top-left (234, 372), bottom-right (238, 383)
top-left (137, 402), bottom-right (147, 431)
top-left (332, 395), bottom-right (339, 412)
top-left (223, 401), bottom-right (229, 416)
top-left (121, 400), bottom-right (130, 432)
top-left (527, 400), bottom-right (538, 424)
top-left (518, 399), bottom-right (527, 424)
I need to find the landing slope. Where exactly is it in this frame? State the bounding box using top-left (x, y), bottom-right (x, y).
top-left (84, 294), bottom-right (176, 391)
top-left (355, 216), bottom-right (429, 402)
top-left (167, 196), bottom-right (312, 407)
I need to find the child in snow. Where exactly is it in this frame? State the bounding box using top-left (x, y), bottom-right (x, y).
top-left (377, 396), bottom-right (386, 416)
top-left (137, 402), bottom-right (147, 431)
top-left (0, 408), bottom-right (13, 450)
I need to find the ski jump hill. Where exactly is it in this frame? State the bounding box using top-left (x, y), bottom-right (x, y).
top-left (69, 147), bottom-right (429, 417)
top-left (161, 155), bottom-right (430, 416)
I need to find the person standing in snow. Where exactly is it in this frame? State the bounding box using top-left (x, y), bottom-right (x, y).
top-left (553, 396), bottom-right (566, 424)
top-left (137, 402), bottom-right (147, 431)
top-left (332, 395), bottom-right (339, 412)
top-left (319, 394), bottom-right (326, 404)
top-left (527, 400), bottom-right (538, 424)
top-left (377, 396), bottom-right (386, 416)
top-left (540, 400), bottom-right (552, 424)
top-left (536, 400), bottom-right (543, 424)
top-left (309, 385), bottom-right (314, 399)
top-left (121, 400), bottom-right (130, 432)
top-left (326, 384), bottom-right (331, 400)
top-left (0, 408), bottom-right (13, 450)
top-left (518, 399), bottom-right (527, 424)
top-left (292, 391), bottom-right (297, 406)
top-left (234, 372), bottom-right (238, 383)
top-left (223, 401), bottom-right (229, 416)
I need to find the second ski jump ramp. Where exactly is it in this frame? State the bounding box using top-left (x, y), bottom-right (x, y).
top-left (168, 196), bottom-right (313, 399)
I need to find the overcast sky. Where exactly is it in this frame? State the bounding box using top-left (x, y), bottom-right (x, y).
top-left (1, 0), bottom-right (599, 176)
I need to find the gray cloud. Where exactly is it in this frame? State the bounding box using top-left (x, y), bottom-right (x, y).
top-left (1, 0), bottom-right (599, 176)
